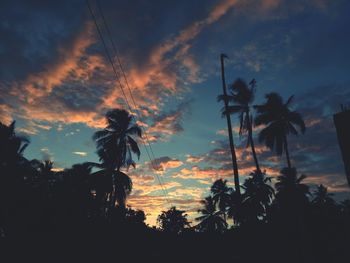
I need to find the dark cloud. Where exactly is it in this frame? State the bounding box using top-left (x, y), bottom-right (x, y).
top-left (0, 0), bottom-right (87, 80)
top-left (151, 156), bottom-right (183, 171)
top-left (147, 99), bottom-right (194, 141)
top-left (89, 0), bottom-right (212, 67)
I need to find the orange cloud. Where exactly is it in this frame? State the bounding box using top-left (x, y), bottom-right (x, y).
top-left (128, 194), bottom-right (201, 226)
top-left (173, 165), bottom-right (232, 181)
top-left (152, 157), bottom-right (183, 173)
top-left (99, 0), bottom-right (243, 120)
top-left (0, 104), bottom-right (13, 125)
top-left (185, 154), bottom-right (204, 164)
top-left (22, 22), bottom-right (96, 101)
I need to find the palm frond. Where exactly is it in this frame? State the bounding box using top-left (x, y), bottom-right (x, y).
top-left (114, 171), bottom-right (133, 207)
top-left (127, 136), bottom-right (141, 159)
top-left (127, 125), bottom-right (142, 137)
top-left (93, 129), bottom-right (110, 141)
top-left (288, 111), bottom-right (306, 134)
top-left (285, 95), bottom-right (294, 106)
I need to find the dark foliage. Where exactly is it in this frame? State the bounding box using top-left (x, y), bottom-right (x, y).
top-left (0, 103), bottom-right (349, 263)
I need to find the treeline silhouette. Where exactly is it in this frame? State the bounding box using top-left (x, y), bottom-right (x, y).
top-left (0, 81), bottom-right (349, 262)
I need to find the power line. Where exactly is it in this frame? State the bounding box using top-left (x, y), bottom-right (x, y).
top-left (86, 0), bottom-right (170, 205)
top-left (86, 0), bottom-right (172, 206)
top-left (94, 0), bottom-right (166, 184)
top-left (94, 0), bottom-right (171, 200)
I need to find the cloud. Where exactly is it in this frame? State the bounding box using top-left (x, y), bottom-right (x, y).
top-left (21, 22), bottom-right (95, 100)
top-left (40, 147), bottom-right (53, 161)
top-left (16, 121), bottom-right (52, 135)
top-left (72, 151), bottom-right (88, 157)
top-left (0, 21), bottom-right (109, 129)
top-left (151, 156), bottom-right (183, 172)
top-left (1, 0), bottom-right (241, 128)
top-left (146, 100), bottom-right (193, 142)
top-left (124, 0), bottom-right (240, 96)
top-left (0, 0), bottom-right (339, 137)
top-left (130, 172), bottom-right (181, 196)
top-left (216, 129), bottom-right (227, 136)
top-left (173, 165), bottom-right (232, 181)
top-left (0, 104), bottom-right (14, 125)
top-left (185, 154), bottom-right (204, 164)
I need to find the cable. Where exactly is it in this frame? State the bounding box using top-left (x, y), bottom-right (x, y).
top-left (86, 0), bottom-right (172, 206)
top-left (87, 0), bottom-right (170, 205)
top-left (95, 1), bottom-right (167, 182)
top-left (94, 0), bottom-right (172, 203)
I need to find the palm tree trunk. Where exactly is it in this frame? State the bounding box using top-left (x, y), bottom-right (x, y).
top-left (220, 54), bottom-right (241, 195)
top-left (283, 135), bottom-right (292, 169)
top-left (247, 112), bottom-right (260, 172)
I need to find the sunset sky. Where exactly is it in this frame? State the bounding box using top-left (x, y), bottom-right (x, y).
top-left (1, 0), bottom-right (350, 225)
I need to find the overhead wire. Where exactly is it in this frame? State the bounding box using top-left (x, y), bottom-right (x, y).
top-left (86, 0), bottom-right (172, 206)
top-left (94, 0), bottom-right (167, 184)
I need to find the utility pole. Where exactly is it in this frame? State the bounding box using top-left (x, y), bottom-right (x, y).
top-left (220, 54), bottom-right (241, 195)
top-left (334, 107), bottom-right (350, 188)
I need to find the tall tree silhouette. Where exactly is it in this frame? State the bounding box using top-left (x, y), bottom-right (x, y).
top-left (311, 184), bottom-right (335, 207)
top-left (274, 167), bottom-right (310, 217)
top-left (196, 196), bottom-right (228, 233)
top-left (0, 121), bottom-right (29, 167)
top-left (157, 206), bottom-right (190, 234)
top-left (210, 179), bottom-right (231, 221)
top-left (241, 170), bottom-right (274, 223)
top-left (310, 184), bottom-right (338, 222)
top-left (29, 159), bottom-right (54, 182)
top-left (0, 121), bottom-right (30, 236)
top-left (226, 190), bottom-right (244, 226)
top-left (219, 54), bottom-right (240, 195)
top-left (255, 93), bottom-right (305, 169)
top-left (219, 78), bottom-right (261, 172)
top-left (92, 109), bottom-right (142, 210)
top-left (94, 109), bottom-right (142, 170)
top-left (62, 163), bottom-right (94, 222)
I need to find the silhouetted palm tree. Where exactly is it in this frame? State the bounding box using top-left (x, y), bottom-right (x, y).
top-left (27, 159), bottom-right (54, 209)
top-left (91, 166), bottom-right (132, 212)
top-left (30, 159), bottom-right (54, 181)
top-left (310, 184), bottom-right (338, 227)
top-left (93, 109), bottom-right (142, 170)
top-left (0, 121), bottom-right (29, 167)
top-left (92, 109), bottom-right (142, 210)
top-left (312, 184), bottom-right (335, 207)
top-left (157, 206), bottom-right (190, 234)
top-left (39, 160), bottom-right (54, 175)
top-left (210, 179), bottom-right (231, 221)
top-left (275, 167), bottom-right (310, 211)
top-left (219, 78), bottom-right (261, 171)
top-left (219, 54), bottom-right (240, 196)
top-left (226, 190), bottom-right (244, 226)
top-left (196, 196), bottom-right (228, 233)
top-left (255, 93), bottom-right (305, 169)
top-left (242, 170), bottom-right (274, 222)
top-left (0, 121), bottom-right (30, 236)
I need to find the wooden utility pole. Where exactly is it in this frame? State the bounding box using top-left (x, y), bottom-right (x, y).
top-left (220, 54), bottom-right (240, 195)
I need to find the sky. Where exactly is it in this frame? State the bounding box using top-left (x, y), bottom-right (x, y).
top-left (1, 0), bottom-right (350, 225)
